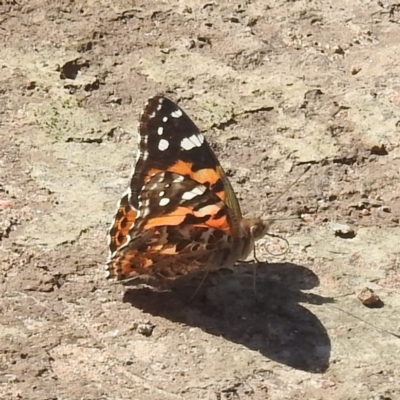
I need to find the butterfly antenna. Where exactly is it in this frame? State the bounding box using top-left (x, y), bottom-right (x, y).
top-left (268, 164), bottom-right (311, 211)
top-left (327, 303), bottom-right (400, 339)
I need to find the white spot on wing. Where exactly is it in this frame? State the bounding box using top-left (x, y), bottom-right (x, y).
top-left (157, 172), bottom-right (165, 182)
top-left (158, 139), bottom-right (169, 151)
top-left (181, 186), bottom-right (207, 200)
top-left (193, 186), bottom-right (206, 195)
top-left (181, 137), bottom-right (196, 150)
top-left (157, 127), bottom-right (163, 135)
top-left (171, 109), bottom-right (183, 118)
top-left (157, 104), bottom-right (162, 111)
top-left (159, 191), bottom-right (165, 197)
top-left (172, 175), bottom-right (184, 183)
top-left (149, 111), bottom-right (156, 118)
top-left (159, 197), bottom-right (170, 206)
top-left (141, 207), bottom-right (150, 216)
top-left (193, 133), bottom-right (204, 146)
top-left (163, 116), bottom-right (168, 123)
top-left (180, 133), bottom-right (205, 151)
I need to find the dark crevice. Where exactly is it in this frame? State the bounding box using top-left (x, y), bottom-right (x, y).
top-left (60, 59), bottom-right (90, 80)
top-left (65, 137), bottom-right (103, 144)
top-left (370, 145), bottom-right (388, 156)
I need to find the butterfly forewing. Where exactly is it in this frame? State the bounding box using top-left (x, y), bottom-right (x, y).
top-left (130, 96), bottom-right (242, 218)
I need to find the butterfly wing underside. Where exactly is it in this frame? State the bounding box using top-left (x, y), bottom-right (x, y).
top-left (106, 95), bottom-right (260, 282)
top-left (107, 172), bottom-right (243, 280)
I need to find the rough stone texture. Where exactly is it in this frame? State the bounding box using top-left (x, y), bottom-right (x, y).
top-left (1, 1), bottom-right (400, 399)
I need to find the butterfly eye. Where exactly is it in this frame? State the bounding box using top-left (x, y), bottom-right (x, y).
top-left (250, 220), bottom-right (268, 240)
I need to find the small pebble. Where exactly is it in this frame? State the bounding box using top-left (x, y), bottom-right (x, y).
top-left (132, 320), bottom-right (156, 336)
top-left (356, 287), bottom-right (383, 308)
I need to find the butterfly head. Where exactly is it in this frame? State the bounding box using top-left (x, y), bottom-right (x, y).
top-left (249, 217), bottom-right (269, 240)
top-left (237, 217), bottom-right (269, 261)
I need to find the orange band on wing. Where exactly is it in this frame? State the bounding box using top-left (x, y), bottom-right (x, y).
top-left (193, 204), bottom-right (230, 232)
top-left (195, 217), bottom-right (230, 232)
top-left (143, 206), bottom-right (189, 229)
top-left (143, 203), bottom-right (231, 233)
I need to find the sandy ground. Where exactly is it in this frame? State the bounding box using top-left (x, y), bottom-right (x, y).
top-left (1, 1), bottom-right (400, 399)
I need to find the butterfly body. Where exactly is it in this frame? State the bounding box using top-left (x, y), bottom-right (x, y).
top-left (106, 96), bottom-right (268, 282)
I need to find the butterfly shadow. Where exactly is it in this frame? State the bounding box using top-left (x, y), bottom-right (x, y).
top-left (123, 262), bottom-right (332, 373)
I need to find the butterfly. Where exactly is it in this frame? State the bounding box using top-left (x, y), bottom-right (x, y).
top-left (106, 95), bottom-right (269, 283)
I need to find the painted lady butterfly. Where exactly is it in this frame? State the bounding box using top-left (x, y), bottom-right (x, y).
top-left (106, 96), bottom-right (268, 282)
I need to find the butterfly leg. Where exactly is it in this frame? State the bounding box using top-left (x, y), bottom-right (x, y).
top-left (188, 270), bottom-right (211, 303)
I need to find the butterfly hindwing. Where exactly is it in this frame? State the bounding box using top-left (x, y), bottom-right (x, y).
top-left (108, 226), bottom-right (235, 281)
top-left (107, 172), bottom-right (238, 280)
